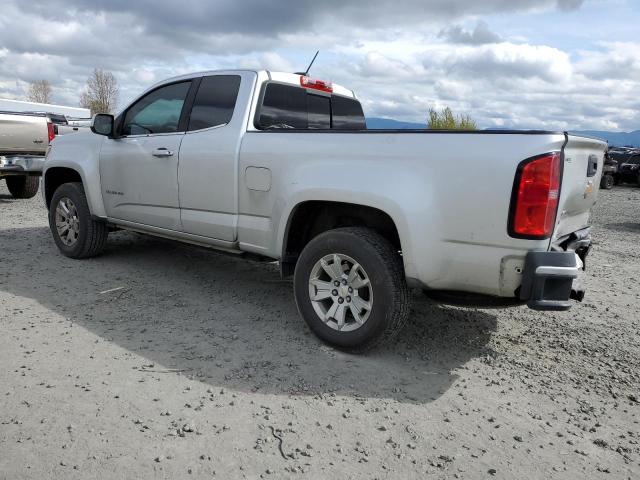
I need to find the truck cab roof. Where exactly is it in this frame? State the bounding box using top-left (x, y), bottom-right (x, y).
top-left (145, 70), bottom-right (357, 100)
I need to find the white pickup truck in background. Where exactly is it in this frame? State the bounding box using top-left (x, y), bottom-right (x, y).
top-left (42, 69), bottom-right (607, 350)
top-left (1, 111), bottom-right (86, 198)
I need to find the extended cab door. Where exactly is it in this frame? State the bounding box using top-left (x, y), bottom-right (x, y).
top-left (99, 80), bottom-right (194, 231)
top-left (177, 72), bottom-right (254, 241)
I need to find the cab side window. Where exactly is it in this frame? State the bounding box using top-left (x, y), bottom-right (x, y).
top-left (121, 81), bottom-right (191, 136)
top-left (187, 75), bottom-right (241, 131)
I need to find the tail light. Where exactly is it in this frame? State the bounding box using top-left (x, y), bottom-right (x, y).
top-left (47, 121), bottom-right (56, 143)
top-left (509, 152), bottom-right (562, 239)
top-left (300, 76), bottom-right (333, 93)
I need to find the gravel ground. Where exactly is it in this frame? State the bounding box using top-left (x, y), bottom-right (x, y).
top-left (0, 181), bottom-right (639, 480)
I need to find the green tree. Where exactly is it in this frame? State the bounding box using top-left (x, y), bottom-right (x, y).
top-left (428, 107), bottom-right (477, 130)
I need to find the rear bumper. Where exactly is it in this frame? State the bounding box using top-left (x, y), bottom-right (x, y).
top-left (519, 249), bottom-right (588, 311)
top-left (0, 155), bottom-right (45, 177)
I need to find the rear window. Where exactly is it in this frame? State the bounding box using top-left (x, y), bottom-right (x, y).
top-left (308, 94), bottom-right (331, 129)
top-left (256, 83), bottom-right (365, 131)
top-left (331, 95), bottom-right (366, 130)
top-left (259, 83), bottom-right (308, 129)
top-left (188, 75), bottom-right (241, 131)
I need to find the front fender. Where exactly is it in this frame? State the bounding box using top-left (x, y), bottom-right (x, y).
top-left (44, 133), bottom-right (107, 217)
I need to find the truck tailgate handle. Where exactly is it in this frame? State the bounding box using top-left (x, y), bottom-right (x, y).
top-left (587, 154), bottom-right (598, 177)
top-left (152, 148), bottom-right (174, 157)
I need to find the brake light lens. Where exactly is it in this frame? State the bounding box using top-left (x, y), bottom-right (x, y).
top-left (300, 76), bottom-right (333, 93)
top-left (510, 152), bottom-right (561, 239)
top-left (47, 121), bottom-right (56, 143)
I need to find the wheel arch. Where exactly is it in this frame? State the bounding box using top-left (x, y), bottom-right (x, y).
top-left (279, 199), bottom-right (407, 277)
top-left (43, 160), bottom-right (106, 217)
top-left (44, 167), bottom-right (82, 209)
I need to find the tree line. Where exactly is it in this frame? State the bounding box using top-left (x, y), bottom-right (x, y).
top-left (26, 69), bottom-right (118, 116)
top-left (26, 71), bottom-right (477, 129)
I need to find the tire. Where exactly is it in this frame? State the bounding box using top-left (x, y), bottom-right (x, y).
top-left (49, 182), bottom-right (108, 259)
top-left (6, 176), bottom-right (40, 199)
top-left (600, 174), bottom-right (614, 190)
top-left (293, 227), bottom-right (409, 351)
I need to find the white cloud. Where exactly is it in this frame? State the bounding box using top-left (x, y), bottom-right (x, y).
top-left (441, 43), bottom-right (573, 83)
top-left (0, 0), bottom-right (637, 131)
top-left (238, 52), bottom-right (297, 72)
top-left (575, 42), bottom-right (640, 80)
top-left (439, 21), bottom-right (503, 45)
top-left (353, 53), bottom-right (417, 78)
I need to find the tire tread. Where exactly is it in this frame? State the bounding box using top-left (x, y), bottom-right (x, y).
top-left (295, 226), bottom-right (410, 352)
top-left (339, 227), bottom-right (410, 351)
top-left (49, 182), bottom-right (108, 259)
top-left (6, 176), bottom-right (39, 199)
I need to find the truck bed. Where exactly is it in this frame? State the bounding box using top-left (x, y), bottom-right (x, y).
top-left (238, 129), bottom-right (606, 297)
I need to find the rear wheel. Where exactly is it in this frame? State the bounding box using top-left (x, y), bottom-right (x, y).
top-left (49, 182), bottom-right (108, 259)
top-left (600, 174), bottom-right (614, 190)
top-left (6, 176), bottom-right (39, 199)
top-left (293, 227), bottom-right (409, 351)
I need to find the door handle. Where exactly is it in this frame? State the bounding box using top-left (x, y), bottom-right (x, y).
top-left (152, 148), bottom-right (174, 157)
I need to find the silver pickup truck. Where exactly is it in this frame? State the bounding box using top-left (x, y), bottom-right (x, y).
top-left (0, 111), bottom-right (72, 198)
top-left (42, 70), bottom-right (607, 350)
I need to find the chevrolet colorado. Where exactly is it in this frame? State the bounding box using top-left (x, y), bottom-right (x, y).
top-left (42, 70), bottom-right (607, 350)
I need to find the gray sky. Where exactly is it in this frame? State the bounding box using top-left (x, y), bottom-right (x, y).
top-left (0, 0), bottom-right (637, 130)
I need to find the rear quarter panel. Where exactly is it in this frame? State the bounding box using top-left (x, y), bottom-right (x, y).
top-left (238, 131), bottom-right (566, 296)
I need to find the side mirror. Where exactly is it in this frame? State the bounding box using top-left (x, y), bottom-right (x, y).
top-left (91, 114), bottom-right (115, 137)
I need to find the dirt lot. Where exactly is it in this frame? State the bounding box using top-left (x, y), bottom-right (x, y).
top-left (0, 182), bottom-right (638, 480)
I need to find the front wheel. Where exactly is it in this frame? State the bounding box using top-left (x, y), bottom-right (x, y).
top-left (6, 176), bottom-right (40, 199)
top-left (49, 182), bottom-right (108, 259)
top-left (293, 227), bottom-right (409, 351)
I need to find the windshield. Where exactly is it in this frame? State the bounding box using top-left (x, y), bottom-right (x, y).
top-left (47, 114), bottom-right (68, 125)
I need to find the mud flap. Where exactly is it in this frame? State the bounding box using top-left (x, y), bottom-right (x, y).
top-left (520, 251), bottom-right (581, 311)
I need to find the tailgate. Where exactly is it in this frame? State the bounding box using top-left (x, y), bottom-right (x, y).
top-left (0, 114), bottom-right (48, 156)
top-left (554, 134), bottom-right (608, 239)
